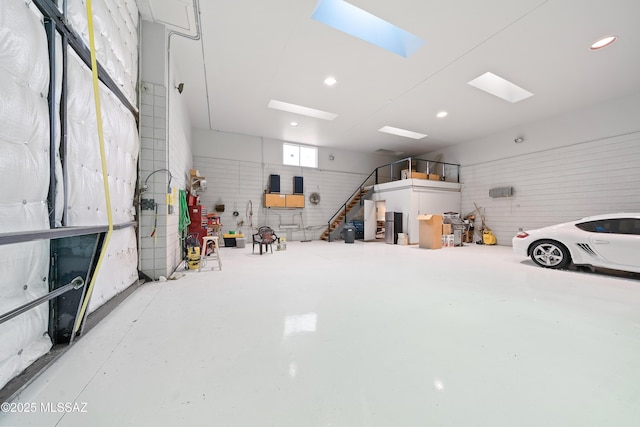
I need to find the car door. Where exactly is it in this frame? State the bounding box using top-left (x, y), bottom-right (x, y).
top-left (587, 218), bottom-right (640, 270)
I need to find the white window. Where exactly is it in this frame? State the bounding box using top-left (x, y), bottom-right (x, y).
top-left (283, 143), bottom-right (317, 168)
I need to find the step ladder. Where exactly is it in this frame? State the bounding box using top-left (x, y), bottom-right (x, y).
top-left (199, 236), bottom-right (222, 271)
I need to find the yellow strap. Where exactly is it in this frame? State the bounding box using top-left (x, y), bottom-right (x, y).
top-left (73, 0), bottom-right (114, 333)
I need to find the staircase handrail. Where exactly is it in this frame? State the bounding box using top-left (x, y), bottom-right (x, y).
top-left (325, 157), bottom-right (461, 241)
top-left (326, 169), bottom-right (377, 234)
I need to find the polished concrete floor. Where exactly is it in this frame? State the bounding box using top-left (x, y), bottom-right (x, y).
top-left (2, 241), bottom-right (640, 426)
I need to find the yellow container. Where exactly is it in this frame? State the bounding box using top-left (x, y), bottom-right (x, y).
top-left (187, 247), bottom-right (201, 269)
top-left (482, 230), bottom-right (497, 245)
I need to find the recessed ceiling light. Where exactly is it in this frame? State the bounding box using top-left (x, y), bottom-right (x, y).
top-left (378, 126), bottom-right (427, 140)
top-left (324, 76), bottom-right (337, 86)
top-left (268, 99), bottom-right (338, 120)
top-left (468, 72), bottom-right (534, 103)
top-left (290, 122), bottom-right (299, 127)
top-left (590, 35), bottom-right (617, 50)
top-left (436, 111), bottom-right (448, 118)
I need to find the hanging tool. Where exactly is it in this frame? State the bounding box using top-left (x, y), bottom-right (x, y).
top-left (150, 203), bottom-right (158, 238)
top-left (472, 202), bottom-right (488, 231)
top-left (246, 200), bottom-right (253, 230)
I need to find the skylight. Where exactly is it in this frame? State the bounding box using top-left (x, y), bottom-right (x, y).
top-left (467, 72), bottom-right (534, 103)
top-left (311, 0), bottom-right (425, 58)
top-left (268, 99), bottom-right (338, 120)
top-left (378, 126), bottom-right (427, 140)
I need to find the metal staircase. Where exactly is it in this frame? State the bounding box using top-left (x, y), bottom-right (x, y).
top-left (320, 157), bottom-right (461, 242)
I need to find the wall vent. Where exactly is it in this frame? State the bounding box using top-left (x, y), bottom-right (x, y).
top-left (375, 148), bottom-right (404, 156)
top-left (489, 186), bottom-right (513, 198)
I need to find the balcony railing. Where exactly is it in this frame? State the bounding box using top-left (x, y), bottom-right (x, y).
top-left (325, 157), bottom-right (460, 241)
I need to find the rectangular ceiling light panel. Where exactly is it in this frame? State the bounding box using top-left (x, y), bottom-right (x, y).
top-left (312, 0), bottom-right (425, 58)
top-left (378, 126), bottom-right (427, 140)
top-left (268, 100), bottom-right (338, 120)
top-left (467, 72), bottom-right (534, 103)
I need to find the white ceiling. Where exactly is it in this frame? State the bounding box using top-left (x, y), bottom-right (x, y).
top-left (138, 0), bottom-right (640, 156)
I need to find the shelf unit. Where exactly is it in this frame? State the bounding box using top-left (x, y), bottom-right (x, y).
top-left (188, 205), bottom-right (210, 248)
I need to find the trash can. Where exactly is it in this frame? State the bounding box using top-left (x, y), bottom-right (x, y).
top-left (352, 220), bottom-right (364, 239)
top-left (342, 225), bottom-right (355, 244)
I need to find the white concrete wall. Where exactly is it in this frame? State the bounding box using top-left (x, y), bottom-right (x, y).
top-left (422, 92), bottom-right (640, 246)
top-left (192, 129), bottom-right (398, 240)
top-left (140, 21), bottom-right (166, 87)
top-left (372, 180), bottom-right (462, 244)
top-left (192, 129), bottom-right (397, 174)
top-left (166, 60), bottom-right (193, 273)
top-left (139, 81), bottom-right (169, 279)
top-left (139, 20), bottom-right (194, 278)
top-left (426, 92), bottom-right (640, 167)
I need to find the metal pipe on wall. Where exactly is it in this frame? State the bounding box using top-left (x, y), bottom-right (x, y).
top-left (166, 0), bottom-right (203, 177)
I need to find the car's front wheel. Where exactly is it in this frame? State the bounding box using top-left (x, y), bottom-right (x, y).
top-left (530, 240), bottom-right (571, 269)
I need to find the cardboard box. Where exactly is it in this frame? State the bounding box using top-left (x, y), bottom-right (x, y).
top-left (401, 170), bottom-right (428, 180)
top-left (442, 234), bottom-right (455, 248)
top-left (417, 214), bottom-right (443, 249)
top-left (264, 193), bottom-right (286, 207)
top-left (285, 194), bottom-right (305, 208)
top-left (427, 174), bottom-right (441, 181)
top-left (442, 223), bottom-right (452, 235)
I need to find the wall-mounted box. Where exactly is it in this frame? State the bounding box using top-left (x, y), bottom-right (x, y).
top-left (285, 194), bottom-right (305, 208)
top-left (293, 176), bottom-right (304, 194)
top-left (489, 186), bottom-right (513, 198)
top-left (264, 193), bottom-right (286, 207)
top-left (417, 214), bottom-right (443, 249)
top-left (268, 174), bottom-right (280, 193)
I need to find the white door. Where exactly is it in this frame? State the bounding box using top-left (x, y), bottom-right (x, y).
top-left (589, 233), bottom-right (640, 270)
top-left (364, 200), bottom-right (376, 241)
top-left (585, 218), bottom-right (640, 271)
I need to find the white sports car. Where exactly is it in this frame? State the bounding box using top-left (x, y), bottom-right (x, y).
top-left (512, 213), bottom-right (640, 272)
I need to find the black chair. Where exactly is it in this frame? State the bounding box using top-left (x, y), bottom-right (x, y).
top-left (253, 226), bottom-right (277, 255)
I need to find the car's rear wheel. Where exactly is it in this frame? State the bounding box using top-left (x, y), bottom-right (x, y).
top-left (530, 240), bottom-right (571, 269)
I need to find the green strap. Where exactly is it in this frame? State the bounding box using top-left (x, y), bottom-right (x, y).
top-left (178, 190), bottom-right (191, 234)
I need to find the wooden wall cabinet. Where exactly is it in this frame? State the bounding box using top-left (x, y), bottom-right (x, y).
top-left (264, 193), bottom-right (286, 207)
top-left (285, 194), bottom-right (305, 208)
top-left (264, 194), bottom-right (304, 208)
